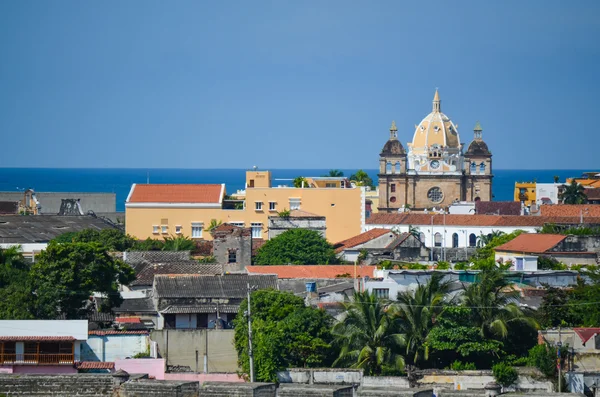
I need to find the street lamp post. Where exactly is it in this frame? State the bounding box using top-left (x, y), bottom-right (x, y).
top-left (557, 327), bottom-right (562, 392)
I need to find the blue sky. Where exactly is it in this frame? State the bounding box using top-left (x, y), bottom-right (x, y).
top-left (0, 1), bottom-right (598, 169)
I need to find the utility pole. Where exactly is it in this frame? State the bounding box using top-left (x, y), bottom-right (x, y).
top-left (557, 326), bottom-right (562, 392)
top-left (247, 282), bottom-right (255, 382)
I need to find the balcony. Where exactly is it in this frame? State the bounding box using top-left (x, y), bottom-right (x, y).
top-left (0, 353), bottom-right (74, 365)
top-left (518, 193), bottom-right (529, 201)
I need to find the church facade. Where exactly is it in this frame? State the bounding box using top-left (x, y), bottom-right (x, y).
top-left (378, 90), bottom-right (492, 212)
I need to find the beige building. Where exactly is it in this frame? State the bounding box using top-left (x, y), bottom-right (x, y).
top-left (125, 170), bottom-right (364, 243)
top-left (378, 90), bottom-right (493, 211)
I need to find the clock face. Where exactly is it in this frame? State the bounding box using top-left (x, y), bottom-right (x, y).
top-left (430, 160), bottom-right (440, 169)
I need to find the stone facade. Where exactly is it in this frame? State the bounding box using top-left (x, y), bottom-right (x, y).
top-left (199, 382), bottom-right (277, 397)
top-left (211, 224), bottom-right (252, 272)
top-left (268, 213), bottom-right (326, 239)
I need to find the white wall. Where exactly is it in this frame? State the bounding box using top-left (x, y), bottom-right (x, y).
top-left (0, 320), bottom-right (88, 341)
top-left (495, 252), bottom-right (538, 271)
top-left (82, 334), bottom-right (149, 362)
top-left (365, 223), bottom-right (538, 249)
top-left (536, 183), bottom-right (560, 205)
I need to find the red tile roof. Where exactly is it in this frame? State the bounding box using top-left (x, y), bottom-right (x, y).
top-left (247, 265), bottom-right (376, 279)
top-left (366, 213), bottom-right (600, 227)
top-left (495, 233), bottom-right (567, 254)
top-left (334, 229), bottom-right (394, 253)
top-left (0, 336), bottom-right (76, 341)
top-left (573, 328), bottom-right (600, 344)
top-left (89, 330), bottom-right (149, 336)
top-left (540, 204), bottom-right (600, 218)
top-left (127, 184), bottom-right (223, 204)
top-left (77, 361), bottom-right (115, 370)
top-left (115, 317), bottom-right (141, 323)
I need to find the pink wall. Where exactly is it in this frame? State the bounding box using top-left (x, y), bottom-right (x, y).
top-left (115, 358), bottom-right (166, 380)
top-left (164, 373), bottom-right (244, 383)
top-left (12, 365), bottom-right (77, 374)
top-left (0, 366), bottom-right (13, 373)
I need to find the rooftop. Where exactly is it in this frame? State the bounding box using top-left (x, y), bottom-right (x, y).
top-left (131, 261), bottom-right (225, 286)
top-left (540, 204), bottom-right (600, 218)
top-left (154, 274), bottom-right (278, 298)
top-left (126, 184), bottom-right (224, 204)
top-left (366, 213), bottom-right (600, 227)
top-left (247, 265), bottom-right (376, 279)
top-left (333, 228), bottom-right (394, 253)
top-left (475, 201), bottom-right (521, 216)
top-left (495, 233), bottom-right (567, 254)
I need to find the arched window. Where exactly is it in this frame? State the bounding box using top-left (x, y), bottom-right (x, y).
top-left (469, 233), bottom-right (477, 247)
top-left (434, 232), bottom-right (442, 247)
top-left (395, 161), bottom-right (401, 173)
top-left (419, 232), bottom-right (426, 243)
top-left (479, 162), bottom-right (486, 173)
top-left (470, 162), bottom-right (477, 174)
top-left (452, 233), bottom-right (459, 248)
top-left (386, 162), bottom-right (392, 174)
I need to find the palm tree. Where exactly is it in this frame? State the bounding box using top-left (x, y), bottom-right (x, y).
top-left (162, 235), bottom-right (196, 251)
top-left (332, 291), bottom-right (405, 376)
top-left (325, 169), bottom-right (344, 177)
top-left (476, 230), bottom-right (504, 248)
top-left (461, 267), bottom-right (538, 339)
top-left (293, 176), bottom-right (309, 188)
top-left (559, 181), bottom-right (586, 204)
top-left (393, 273), bottom-right (452, 366)
top-left (553, 175), bottom-right (560, 183)
top-left (204, 219), bottom-right (223, 232)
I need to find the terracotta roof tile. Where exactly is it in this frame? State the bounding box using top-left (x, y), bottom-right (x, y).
top-left (246, 265), bottom-right (376, 279)
top-left (540, 204), bottom-right (600, 218)
top-left (89, 330), bottom-right (149, 336)
top-left (77, 361), bottom-right (115, 369)
top-left (127, 184), bottom-right (223, 204)
top-left (115, 317), bottom-right (141, 323)
top-left (495, 233), bottom-right (567, 254)
top-left (334, 229), bottom-right (394, 253)
top-left (585, 190), bottom-right (600, 200)
top-left (0, 336), bottom-right (76, 341)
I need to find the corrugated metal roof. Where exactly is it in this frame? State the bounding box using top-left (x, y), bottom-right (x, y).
top-left (160, 304), bottom-right (239, 314)
top-left (113, 298), bottom-right (156, 313)
top-left (131, 262), bottom-right (225, 286)
top-left (154, 274), bottom-right (277, 298)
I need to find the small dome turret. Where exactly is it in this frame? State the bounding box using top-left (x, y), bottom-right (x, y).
top-left (465, 121), bottom-right (491, 157)
top-left (381, 121), bottom-right (405, 156)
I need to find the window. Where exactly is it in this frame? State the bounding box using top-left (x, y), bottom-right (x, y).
top-left (152, 225), bottom-right (159, 234)
top-left (373, 288), bottom-right (389, 299)
top-left (470, 162), bottom-right (476, 173)
top-left (390, 196), bottom-right (396, 203)
top-left (289, 198), bottom-right (301, 210)
top-left (251, 223), bottom-right (262, 239)
top-left (230, 222), bottom-right (244, 227)
top-left (419, 232), bottom-right (426, 242)
top-left (269, 201), bottom-right (277, 211)
top-left (469, 233), bottom-right (477, 247)
top-left (427, 187), bottom-right (444, 203)
top-left (191, 222), bottom-right (203, 238)
top-left (161, 225), bottom-right (168, 234)
top-left (434, 232), bottom-right (442, 247)
top-left (228, 249), bottom-right (237, 263)
top-left (452, 233), bottom-right (459, 248)
top-left (255, 201), bottom-right (263, 211)
top-left (390, 184), bottom-right (396, 193)
top-left (395, 161), bottom-right (401, 173)
top-left (175, 225), bottom-right (182, 234)
top-left (326, 183), bottom-right (336, 188)
top-left (386, 162), bottom-right (392, 174)
top-left (479, 162), bottom-right (486, 173)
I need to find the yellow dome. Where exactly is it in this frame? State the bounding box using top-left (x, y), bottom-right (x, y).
top-left (409, 90), bottom-right (460, 153)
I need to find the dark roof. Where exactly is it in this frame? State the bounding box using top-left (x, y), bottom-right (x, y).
top-left (380, 139), bottom-right (406, 156)
top-left (131, 261), bottom-right (225, 286)
top-left (317, 281), bottom-right (355, 295)
top-left (0, 215), bottom-right (118, 244)
top-left (113, 298), bottom-right (156, 313)
top-left (475, 201), bottom-right (522, 216)
top-left (88, 312), bottom-right (115, 322)
top-left (465, 139), bottom-right (491, 157)
top-left (124, 251), bottom-right (191, 265)
top-left (154, 274), bottom-right (278, 298)
top-left (0, 201), bottom-right (18, 215)
top-left (160, 304), bottom-right (239, 314)
top-left (585, 189), bottom-right (600, 201)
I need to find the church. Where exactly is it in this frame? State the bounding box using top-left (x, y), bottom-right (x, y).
top-left (378, 90), bottom-right (492, 212)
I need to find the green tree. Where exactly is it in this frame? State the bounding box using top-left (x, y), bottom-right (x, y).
top-left (394, 273), bottom-right (452, 366)
top-left (559, 180), bottom-right (586, 204)
top-left (30, 242), bottom-right (135, 319)
top-left (553, 175), bottom-right (560, 183)
top-left (0, 247), bottom-right (35, 319)
top-left (323, 170), bottom-right (344, 177)
top-left (349, 170), bottom-right (375, 190)
top-left (476, 230), bottom-right (505, 248)
top-left (162, 235), bottom-right (196, 251)
top-left (293, 176), bottom-right (309, 188)
top-left (568, 269), bottom-right (600, 326)
top-left (132, 238), bottom-right (165, 251)
top-left (54, 228), bottom-right (136, 252)
top-left (205, 219), bottom-right (223, 232)
top-left (233, 290), bottom-right (333, 382)
top-left (492, 362), bottom-right (518, 387)
top-left (254, 229), bottom-right (338, 265)
top-left (332, 291), bottom-right (405, 376)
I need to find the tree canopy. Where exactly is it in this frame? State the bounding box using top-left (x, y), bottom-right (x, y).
top-left (559, 180), bottom-right (586, 204)
top-left (253, 229), bottom-right (338, 265)
top-left (54, 228), bottom-right (136, 251)
top-left (349, 170), bottom-right (375, 189)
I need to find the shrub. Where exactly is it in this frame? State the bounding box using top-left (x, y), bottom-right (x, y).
top-left (450, 360), bottom-right (477, 370)
top-left (527, 344), bottom-right (560, 378)
top-left (436, 261), bottom-right (450, 270)
top-left (454, 262), bottom-right (470, 270)
top-left (492, 362), bottom-right (518, 387)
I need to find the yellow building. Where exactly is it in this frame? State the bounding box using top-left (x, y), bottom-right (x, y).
top-left (125, 170), bottom-right (365, 243)
top-left (514, 182), bottom-right (536, 206)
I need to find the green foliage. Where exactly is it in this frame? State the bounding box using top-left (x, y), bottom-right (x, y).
top-left (233, 290), bottom-right (333, 382)
top-left (162, 235), bottom-right (196, 251)
top-left (538, 287), bottom-right (573, 328)
top-left (293, 176), bottom-right (309, 188)
top-left (253, 229), bottom-right (338, 265)
top-left (197, 255), bottom-right (217, 263)
top-left (403, 263), bottom-right (428, 270)
top-left (436, 261), bottom-right (450, 270)
top-left (537, 256), bottom-right (567, 271)
top-left (539, 223), bottom-right (600, 236)
top-left (205, 219), bottom-right (222, 232)
top-left (559, 180), bottom-right (586, 204)
top-left (358, 249), bottom-right (369, 262)
top-left (449, 361), bottom-right (476, 370)
top-left (332, 291), bottom-right (404, 375)
top-left (472, 230), bottom-right (523, 262)
top-left (492, 362), bottom-right (518, 387)
top-left (378, 260), bottom-right (395, 270)
top-left (454, 262), bottom-right (471, 270)
top-left (322, 170), bottom-right (344, 177)
top-left (0, 247), bottom-right (35, 319)
top-left (132, 238), bottom-right (164, 251)
top-left (132, 348), bottom-right (151, 358)
top-left (527, 344), bottom-right (560, 378)
top-left (349, 170), bottom-right (375, 190)
top-left (278, 208), bottom-right (291, 218)
top-left (55, 228), bottom-right (136, 252)
top-left (30, 241), bottom-right (135, 319)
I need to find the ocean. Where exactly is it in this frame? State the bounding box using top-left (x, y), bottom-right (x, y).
top-left (0, 168), bottom-right (591, 212)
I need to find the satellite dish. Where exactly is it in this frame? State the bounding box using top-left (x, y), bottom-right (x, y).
top-left (252, 165), bottom-right (258, 170)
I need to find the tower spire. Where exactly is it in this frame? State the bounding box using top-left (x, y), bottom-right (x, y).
top-left (389, 120), bottom-right (397, 139)
top-left (432, 89), bottom-right (441, 112)
top-left (473, 121), bottom-right (482, 140)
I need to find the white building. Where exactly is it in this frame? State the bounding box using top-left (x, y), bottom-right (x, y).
top-left (536, 183), bottom-right (561, 206)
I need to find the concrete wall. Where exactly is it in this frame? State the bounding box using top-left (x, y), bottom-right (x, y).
top-left (212, 227), bottom-right (252, 272)
top-left (82, 334), bottom-right (149, 362)
top-left (164, 373), bottom-right (244, 383)
top-left (268, 217), bottom-right (327, 239)
top-left (151, 329), bottom-right (237, 373)
top-left (5, 365), bottom-right (77, 374)
top-left (277, 368), bottom-right (363, 385)
top-left (199, 381), bottom-right (277, 397)
top-left (0, 373), bottom-right (115, 396)
top-left (120, 379), bottom-right (199, 397)
top-left (115, 358), bottom-right (165, 380)
top-left (277, 383), bottom-right (353, 396)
